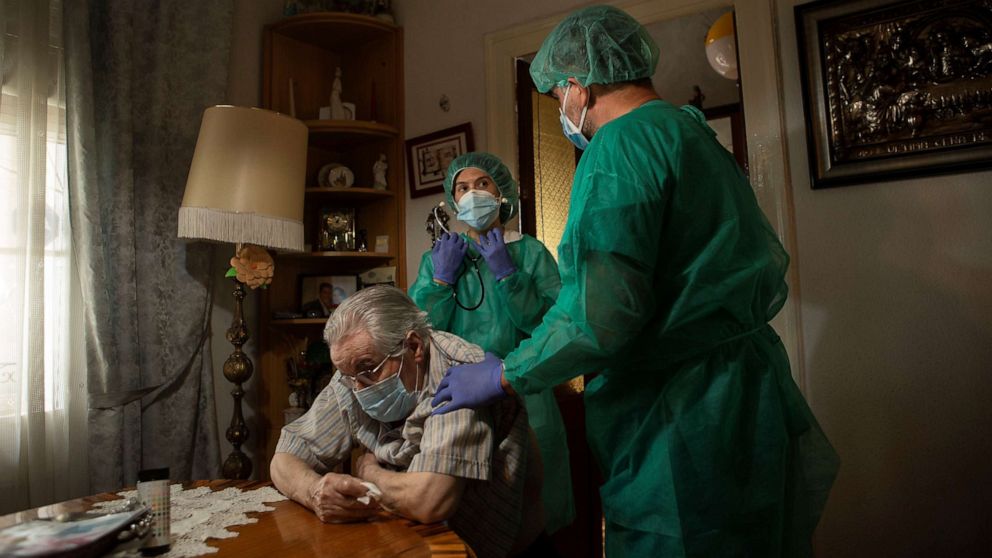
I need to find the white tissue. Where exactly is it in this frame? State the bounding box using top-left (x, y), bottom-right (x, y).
top-left (356, 481), bottom-right (382, 505)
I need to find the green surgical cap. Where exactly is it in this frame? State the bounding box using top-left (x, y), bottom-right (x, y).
top-left (443, 152), bottom-right (519, 223)
top-left (529, 5), bottom-right (660, 93)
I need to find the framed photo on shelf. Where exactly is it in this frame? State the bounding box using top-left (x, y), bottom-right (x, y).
top-left (795, 0), bottom-right (992, 189)
top-left (406, 122), bottom-right (474, 198)
top-left (299, 275), bottom-right (358, 317)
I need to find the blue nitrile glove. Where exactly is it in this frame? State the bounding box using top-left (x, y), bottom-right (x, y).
top-left (431, 352), bottom-right (508, 415)
top-left (471, 228), bottom-right (516, 281)
top-left (432, 232), bottom-right (468, 285)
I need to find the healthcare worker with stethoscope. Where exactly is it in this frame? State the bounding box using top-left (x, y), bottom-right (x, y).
top-left (409, 152), bottom-right (575, 536)
top-left (431, 5), bottom-right (839, 557)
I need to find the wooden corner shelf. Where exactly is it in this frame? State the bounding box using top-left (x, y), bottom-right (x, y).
top-left (305, 121), bottom-right (399, 149)
top-left (305, 119), bottom-right (398, 135)
top-left (260, 13), bottom-right (405, 480)
top-left (282, 251), bottom-right (395, 259)
top-left (270, 318), bottom-right (328, 326)
top-left (269, 13), bottom-right (397, 50)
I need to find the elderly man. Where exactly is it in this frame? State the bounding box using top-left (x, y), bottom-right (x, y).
top-left (270, 285), bottom-right (550, 558)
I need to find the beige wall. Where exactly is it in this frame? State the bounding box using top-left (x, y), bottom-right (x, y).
top-left (778, 1), bottom-right (992, 556)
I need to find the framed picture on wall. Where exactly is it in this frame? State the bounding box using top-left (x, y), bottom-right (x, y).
top-left (795, 0), bottom-right (992, 189)
top-left (406, 122), bottom-right (474, 198)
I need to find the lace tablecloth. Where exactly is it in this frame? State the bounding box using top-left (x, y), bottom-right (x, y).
top-left (93, 483), bottom-right (287, 557)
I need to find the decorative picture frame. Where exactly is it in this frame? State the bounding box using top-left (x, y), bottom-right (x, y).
top-left (406, 122), bottom-right (474, 198)
top-left (299, 275), bottom-right (358, 317)
top-left (795, 0), bottom-right (992, 189)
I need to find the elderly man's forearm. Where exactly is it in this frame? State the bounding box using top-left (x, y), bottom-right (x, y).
top-left (360, 465), bottom-right (464, 523)
top-left (270, 452), bottom-right (322, 510)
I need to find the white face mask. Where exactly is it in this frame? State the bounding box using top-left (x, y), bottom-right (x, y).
top-left (455, 190), bottom-right (501, 230)
top-left (559, 84), bottom-right (589, 150)
top-left (352, 351), bottom-right (423, 422)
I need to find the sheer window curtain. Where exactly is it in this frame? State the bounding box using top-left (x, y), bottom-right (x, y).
top-left (0, 0), bottom-right (89, 513)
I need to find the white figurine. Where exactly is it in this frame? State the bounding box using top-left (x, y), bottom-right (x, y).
top-left (373, 154), bottom-right (388, 190)
top-left (330, 68), bottom-right (351, 120)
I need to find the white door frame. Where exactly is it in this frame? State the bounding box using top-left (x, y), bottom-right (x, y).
top-left (483, 0), bottom-right (808, 390)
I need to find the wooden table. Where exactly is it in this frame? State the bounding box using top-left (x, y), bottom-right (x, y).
top-left (0, 480), bottom-right (469, 557)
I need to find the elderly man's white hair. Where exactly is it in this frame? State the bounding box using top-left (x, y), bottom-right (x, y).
top-left (324, 285), bottom-right (432, 354)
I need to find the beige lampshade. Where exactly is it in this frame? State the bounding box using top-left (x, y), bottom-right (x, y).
top-left (179, 105), bottom-right (308, 252)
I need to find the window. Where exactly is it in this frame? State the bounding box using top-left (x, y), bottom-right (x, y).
top-left (0, 6), bottom-right (71, 419)
top-left (0, 0), bottom-right (87, 514)
top-left (514, 59), bottom-right (576, 262)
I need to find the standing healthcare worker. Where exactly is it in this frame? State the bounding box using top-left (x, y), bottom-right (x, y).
top-left (431, 6), bottom-right (839, 557)
top-left (409, 152), bottom-right (575, 535)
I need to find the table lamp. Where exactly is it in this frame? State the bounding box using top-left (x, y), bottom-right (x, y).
top-left (178, 105), bottom-right (307, 479)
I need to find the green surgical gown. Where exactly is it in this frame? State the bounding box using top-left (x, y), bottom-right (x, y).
top-left (503, 100), bottom-right (839, 556)
top-left (409, 233), bottom-right (576, 533)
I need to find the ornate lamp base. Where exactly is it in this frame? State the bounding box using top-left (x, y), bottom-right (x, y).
top-left (222, 279), bottom-right (253, 479)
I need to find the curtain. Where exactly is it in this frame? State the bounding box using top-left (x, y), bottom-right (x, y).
top-left (63, 0), bottom-right (233, 492)
top-left (0, 0), bottom-right (90, 513)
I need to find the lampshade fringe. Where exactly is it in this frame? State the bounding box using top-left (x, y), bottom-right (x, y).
top-left (178, 206), bottom-right (304, 252)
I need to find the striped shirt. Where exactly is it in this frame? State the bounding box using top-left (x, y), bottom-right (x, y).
top-left (276, 330), bottom-right (529, 558)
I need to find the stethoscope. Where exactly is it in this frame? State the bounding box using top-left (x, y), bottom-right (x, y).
top-left (431, 196), bottom-right (509, 312)
top-left (430, 335), bottom-right (472, 366)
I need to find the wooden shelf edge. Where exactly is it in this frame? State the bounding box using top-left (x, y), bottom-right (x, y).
top-left (305, 186), bottom-right (394, 196)
top-left (270, 318), bottom-right (328, 325)
top-left (271, 12), bottom-right (398, 34)
top-left (305, 120), bottom-right (399, 136)
top-left (281, 251), bottom-right (395, 259)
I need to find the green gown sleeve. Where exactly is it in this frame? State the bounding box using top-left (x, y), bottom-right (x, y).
top-left (493, 240), bottom-right (561, 335)
top-left (408, 250), bottom-right (456, 332)
top-left (503, 135), bottom-right (665, 395)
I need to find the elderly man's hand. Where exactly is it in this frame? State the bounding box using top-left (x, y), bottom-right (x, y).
top-left (306, 472), bottom-right (380, 523)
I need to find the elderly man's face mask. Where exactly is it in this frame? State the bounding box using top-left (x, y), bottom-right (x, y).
top-left (339, 342), bottom-right (402, 389)
top-left (340, 342), bottom-right (423, 422)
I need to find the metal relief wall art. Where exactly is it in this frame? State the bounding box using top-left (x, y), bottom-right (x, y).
top-left (796, 0), bottom-right (992, 188)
